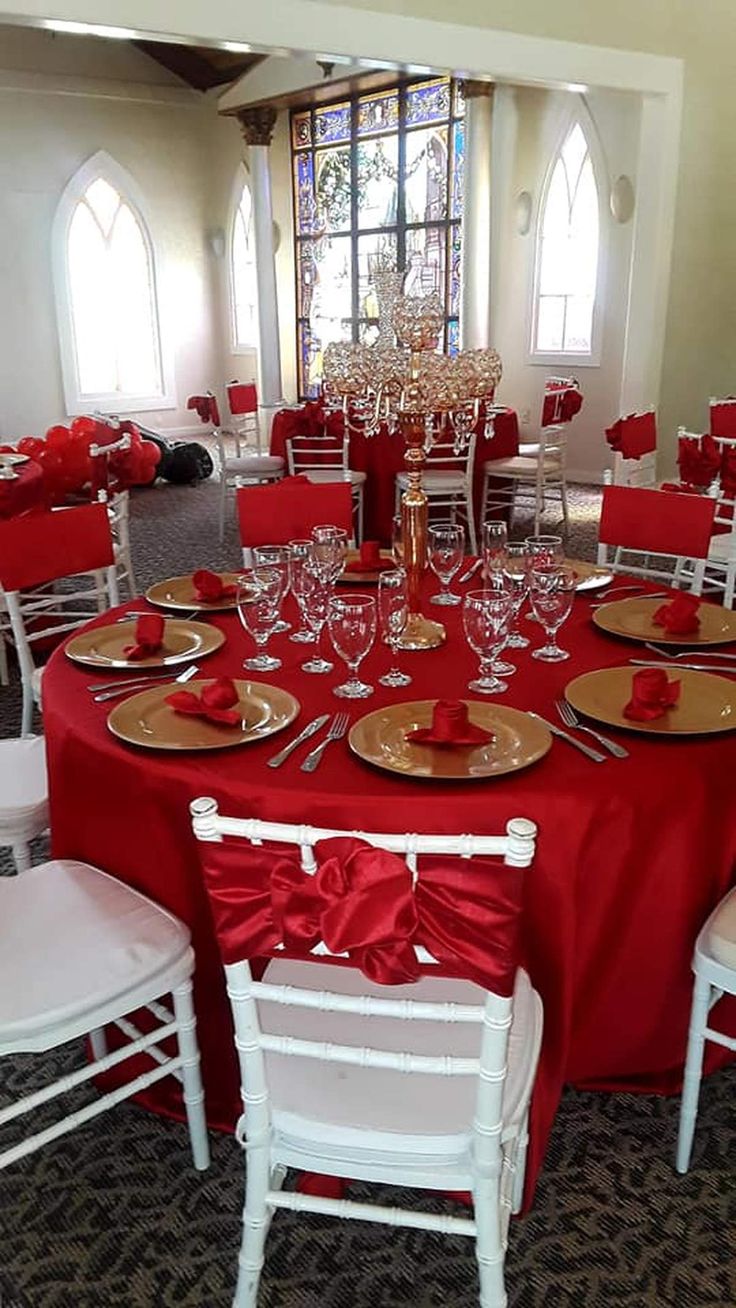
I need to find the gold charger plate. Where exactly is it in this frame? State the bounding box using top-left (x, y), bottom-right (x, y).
top-left (338, 549), bottom-right (394, 584)
top-left (65, 619), bottom-right (224, 669)
top-left (566, 666), bottom-right (736, 735)
top-left (566, 557), bottom-right (614, 592)
top-left (592, 596), bottom-right (736, 646)
top-left (349, 700), bottom-right (552, 780)
top-left (146, 572), bottom-right (246, 612)
top-left (108, 678), bottom-right (299, 750)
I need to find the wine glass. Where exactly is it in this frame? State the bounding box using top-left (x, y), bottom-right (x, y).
top-left (287, 540), bottom-right (316, 644)
top-left (328, 592), bottom-right (377, 699)
top-left (237, 569), bottom-right (282, 672)
top-left (253, 545), bottom-right (291, 633)
top-left (311, 525), bottom-right (349, 583)
top-left (530, 566), bottom-right (576, 661)
top-left (428, 521), bottom-right (464, 606)
top-left (378, 569), bottom-right (411, 688)
top-left (463, 587), bottom-right (514, 694)
top-left (482, 519), bottom-right (508, 581)
top-left (525, 535), bottom-right (564, 624)
top-left (391, 514), bottom-right (404, 568)
top-left (299, 559), bottom-right (334, 673)
top-left (502, 542), bottom-right (531, 649)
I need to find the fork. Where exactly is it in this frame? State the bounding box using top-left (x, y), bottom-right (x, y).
top-left (87, 662), bottom-right (200, 692)
top-left (93, 665), bottom-right (199, 703)
top-left (590, 591), bottom-right (669, 610)
top-left (555, 698), bottom-right (629, 758)
top-left (528, 712), bottom-right (606, 762)
top-left (300, 712), bottom-right (350, 772)
top-left (643, 642), bottom-right (736, 661)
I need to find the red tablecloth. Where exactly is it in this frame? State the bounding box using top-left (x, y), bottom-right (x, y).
top-left (0, 459), bottom-right (45, 519)
top-left (42, 579), bottom-right (736, 1203)
top-left (270, 407), bottom-right (519, 542)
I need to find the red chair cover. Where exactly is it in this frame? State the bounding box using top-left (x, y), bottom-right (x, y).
top-left (198, 836), bottom-right (524, 998)
top-left (227, 382), bottom-right (258, 416)
top-left (187, 394), bottom-right (220, 426)
top-left (604, 411), bottom-right (657, 460)
top-left (541, 380), bottom-right (583, 427)
top-left (710, 399), bottom-right (736, 440)
top-left (599, 485), bottom-right (715, 558)
top-left (0, 503), bottom-right (114, 592)
top-left (237, 479), bottom-right (353, 547)
top-left (677, 432), bottom-right (721, 488)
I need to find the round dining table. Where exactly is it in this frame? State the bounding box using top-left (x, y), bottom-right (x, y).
top-left (42, 573), bottom-right (736, 1202)
top-left (0, 458), bottom-right (45, 519)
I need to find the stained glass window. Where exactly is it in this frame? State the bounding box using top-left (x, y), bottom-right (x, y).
top-left (533, 122), bottom-right (600, 355)
top-left (291, 76), bottom-right (465, 398)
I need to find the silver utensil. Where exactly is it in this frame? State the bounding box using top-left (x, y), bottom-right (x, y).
top-left (590, 583), bottom-right (646, 602)
top-left (590, 591), bottom-right (670, 610)
top-left (267, 714), bottom-right (330, 768)
top-left (643, 642), bottom-right (736, 661)
top-left (87, 662), bottom-right (198, 692)
top-left (528, 711), bottom-right (607, 762)
top-left (93, 664), bottom-right (199, 702)
top-left (115, 608), bottom-right (199, 622)
top-left (555, 698), bottom-right (629, 758)
top-left (630, 659), bottom-right (736, 674)
top-left (458, 558), bottom-right (483, 584)
top-left (300, 712), bottom-right (350, 773)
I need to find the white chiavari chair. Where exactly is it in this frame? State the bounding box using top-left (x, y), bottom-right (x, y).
top-left (480, 380), bottom-right (580, 537)
top-left (191, 796), bottom-right (542, 1308)
top-left (192, 387), bottom-right (284, 543)
top-left (287, 433), bottom-right (366, 545)
top-left (89, 430), bottom-right (137, 599)
top-left (675, 415), bottom-right (736, 607)
top-left (596, 483), bottom-right (715, 590)
top-left (396, 428), bottom-right (478, 554)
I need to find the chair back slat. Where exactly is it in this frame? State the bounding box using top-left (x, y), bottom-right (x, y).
top-left (599, 485), bottom-right (715, 558)
top-left (709, 396), bottom-right (736, 441)
top-left (236, 480), bottom-right (353, 547)
top-left (227, 382), bottom-right (258, 417)
top-left (287, 435), bottom-right (348, 476)
top-left (0, 504), bottom-right (115, 592)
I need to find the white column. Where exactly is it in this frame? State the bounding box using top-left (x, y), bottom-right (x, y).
top-left (461, 81), bottom-right (494, 350)
top-left (236, 107), bottom-right (284, 438)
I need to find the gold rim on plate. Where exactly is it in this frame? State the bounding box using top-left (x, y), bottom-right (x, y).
top-left (338, 549), bottom-right (395, 584)
top-left (107, 678), bottom-right (299, 750)
top-left (565, 666), bottom-right (736, 735)
top-left (566, 557), bottom-right (614, 592)
top-left (65, 619), bottom-right (225, 669)
top-left (146, 573), bottom-right (246, 611)
top-left (349, 700), bottom-right (552, 780)
top-left (592, 595), bottom-right (736, 645)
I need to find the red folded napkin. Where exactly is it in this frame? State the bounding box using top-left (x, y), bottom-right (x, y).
top-left (345, 541), bottom-right (393, 573)
top-left (405, 700), bottom-right (494, 747)
top-left (623, 668), bottom-right (681, 722)
top-left (652, 592), bottom-right (701, 635)
top-left (124, 614), bottom-right (165, 660)
top-left (192, 568), bottom-right (237, 603)
top-left (165, 677), bottom-right (241, 726)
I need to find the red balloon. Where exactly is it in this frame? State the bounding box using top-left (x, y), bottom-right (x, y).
top-left (17, 436), bottom-right (46, 459)
top-left (46, 425), bottom-right (71, 449)
top-left (70, 416), bottom-right (98, 440)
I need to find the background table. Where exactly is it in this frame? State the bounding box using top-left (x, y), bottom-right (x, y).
top-left (42, 577), bottom-right (736, 1201)
top-left (270, 405), bottom-right (519, 542)
top-left (0, 459), bottom-right (44, 519)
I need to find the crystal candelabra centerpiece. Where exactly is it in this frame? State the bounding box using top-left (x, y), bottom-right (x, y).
top-left (323, 267), bottom-right (502, 648)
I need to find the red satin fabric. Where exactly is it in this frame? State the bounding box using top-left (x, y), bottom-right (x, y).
top-left (541, 383), bottom-right (583, 428)
top-left (0, 458), bottom-right (45, 520)
top-left (187, 394), bottom-right (220, 426)
top-left (199, 835), bottom-right (523, 997)
top-left (405, 699), bottom-right (494, 746)
top-left (192, 569), bottom-right (237, 602)
top-left (166, 677), bottom-right (241, 726)
top-left (653, 593), bottom-right (701, 635)
top-left (236, 480), bottom-right (353, 547)
top-left (677, 433), bottom-right (721, 488)
top-left (345, 541), bottom-right (392, 572)
top-left (623, 668), bottom-right (681, 722)
top-left (599, 485), bottom-right (715, 558)
top-left (605, 411), bottom-right (657, 460)
top-left (0, 503), bottom-right (114, 591)
top-left (710, 400), bottom-right (736, 440)
top-left (227, 383), bottom-right (258, 417)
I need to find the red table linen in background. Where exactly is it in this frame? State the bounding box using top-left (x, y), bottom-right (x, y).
top-left (270, 404), bottom-right (519, 542)
top-left (42, 575), bottom-right (736, 1206)
top-left (0, 458), bottom-right (45, 520)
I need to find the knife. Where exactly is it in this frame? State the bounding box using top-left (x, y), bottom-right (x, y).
top-left (267, 714), bottom-right (330, 768)
top-left (630, 659), bottom-right (736, 674)
top-left (458, 558), bottom-right (483, 584)
top-left (528, 712), bottom-right (607, 762)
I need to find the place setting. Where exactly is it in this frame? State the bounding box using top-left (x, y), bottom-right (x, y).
top-left (65, 611), bottom-right (224, 670)
top-left (146, 568), bottom-right (249, 612)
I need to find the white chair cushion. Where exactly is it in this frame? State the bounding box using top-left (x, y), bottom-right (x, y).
top-left (708, 887), bottom-right (736, 970)
top-left (0, 860), bottom-right (191, 1050)
top-left (397, 471), bottom-right (467, 493)
top-left (225, 455), bottom-right (284, 474)
top-left (483, 455), bottom-right (562, 477)
top-left (0, 735), bottom-right (47, 818)
top-left (706, 532), bottom-right (736, 564)
top-left (302, 470), bottom-right (366, 487)
top-left (260, 959), bottom-right (541, 1172)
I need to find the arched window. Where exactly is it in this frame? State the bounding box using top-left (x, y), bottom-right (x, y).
top-left (532, 122), bottom-right (601, 359)
top-left (54, 153), bottom-right (171, 413)
top-left (231, 176), bottom-right (259, 351)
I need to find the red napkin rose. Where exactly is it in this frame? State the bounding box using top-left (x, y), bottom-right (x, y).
top-left (623, 668), bottom-right (681, 722)
top-left (165, 677), bottom-right (241, 726)
top-left (653, 592), bottom-right (701, 635)
top-left (124, 614), bottom-right (165, 660)
top-left (192, 568), bottom-right (237, 603)
top-left (345, 541), bottom-right (394, 573)
top-left (406, 699), bottom-right (494, 747)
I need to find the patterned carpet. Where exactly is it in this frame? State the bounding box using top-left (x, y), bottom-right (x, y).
top-left (1, 474), bottom-right (734, 1308)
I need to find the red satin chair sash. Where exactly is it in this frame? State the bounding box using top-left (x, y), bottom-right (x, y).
top-left (236, 480), bottom-right (354, 548)
top-left (227, 383), bottom-right (258, 417)
top-left (198, 836), bottom-right (524, 998)
top-left (605, 411), bottom-right (657, 460)
top-left (187, 394), bottom-right (220, 426)
top-left (599, 485), bottom-right (715, 558)
top-left (710, 400), bottom-right (736, 440)
top-left (541, 382), bottom-right (583, 428)
top-left (0, 503), bottom-right (114, 592)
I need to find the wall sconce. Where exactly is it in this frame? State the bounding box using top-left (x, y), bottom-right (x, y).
top-left (514, 191), bottom-right (532, 236)
top-left (610, 175), bottom-right (635, 224)
top-left (208, 228), bottom-right (226, 259)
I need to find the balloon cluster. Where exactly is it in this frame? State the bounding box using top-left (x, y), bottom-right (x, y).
top-left (13, 417), bottom-right (160, 505)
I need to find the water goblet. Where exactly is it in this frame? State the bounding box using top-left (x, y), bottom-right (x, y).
top-left (253, 544), bottom-right (291, 633)
top-left (391, 514), bottom-right (404, 568)
top-left (287, 540), bottom-right (316, 644)
top-left (462, 587), bottom-right (514, 694)
top-left (299, 559), bottom-right (334, 673)
top-left (482, 519), bottom-right (508, 582)
top-left (530, 566), bottom-right (576, 661)
top-left (482, 570), bottom-right (517, 676)
top-left (311, 524), bottom-right (349, 583)
top-left (525, 535), bottom-right (564, 624)
top-left (428, 521), bottom-right (464, 606)
top-left (502, 542), bottom-right (531, 649)
top-left (378, 569), bottom-right (411, 688)
top-left (328, 592), bottom-right (377, 699)
top-left (237, 569), bottom-right (282, 672)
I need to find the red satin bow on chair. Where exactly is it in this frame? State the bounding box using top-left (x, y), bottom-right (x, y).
top-left (199, 836), bottom-right (524, 996)
top-left (677, 433), bottom-right (720, 488)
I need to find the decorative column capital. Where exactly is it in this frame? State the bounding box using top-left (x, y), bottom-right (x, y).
top-left (463, 79), bottom-right (495, 102)
top-left (236, 106), bottom-right (277, 147)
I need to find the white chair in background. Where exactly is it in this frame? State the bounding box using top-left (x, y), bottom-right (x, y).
top-left (0, 735), bottom-right (48, 873)
top-left (0, 859), bottom-right (210, 1173)
top-left (676, 422), bottom-right (736, 608)
top-left (201, 386), bottom-right (285, 543)
top-left (596, 484), bottom-right (715, 591)
top-left (396, 429), bottom-right (478, 555)
top-left (191, 796), bottom-right (542, 1308)
top-left (287, 434), bottom-right (366, 544)
top-left (676, 886), bottom-right (736, 1173)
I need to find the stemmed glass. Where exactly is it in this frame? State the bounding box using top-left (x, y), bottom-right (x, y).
top-left (525, 535), bottom-right (564, 624)
top-left (253, 545), bottom-right (291, 633)
top-left (428, 522), bottom-right (464, 606)
top-left (391, 514), bottom-right (404, 568)
top-left (311, 525), bottom-right (349, 583)
top-left (463, 586), bottom-right (514, 694)
top-left (287, 540), bottom-right (316, 644)
top-left (237, 569), bottom-right (283, 672)
top-left (502, 542), bottom-right (531, 649)
top-left (299, 559), bottom-right (334, 673)
top-left (328, 593), bottom-right (377, 699)
top-left (530, 566), bottom-right (576, 661)
top-left (378, 569), bottom-right (411, 688)
top-left (482, 520), bottom-right (508, 581)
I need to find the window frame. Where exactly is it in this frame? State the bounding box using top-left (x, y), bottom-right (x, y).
top-left (229, 165), bottom-right (260, 357)
top-left (527, 113), bottom-right (606, 370)
top-left (52, 150), bottom-right (175, 415)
